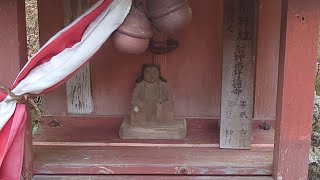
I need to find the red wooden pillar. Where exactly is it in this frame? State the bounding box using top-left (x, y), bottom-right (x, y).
top-left (0, 0), bottom-right (30, 179)
top-left (38, 0), bottom-right (67, 115)
top-left (0, 0), bottom-right (27, 86)
top-left (0, 0), bottom-right (33, 179)
top-left (273, 0), bottom-right (320, 179)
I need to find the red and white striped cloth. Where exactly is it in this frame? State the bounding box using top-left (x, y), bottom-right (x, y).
top-left (0, 0), bottom-right (131, 179)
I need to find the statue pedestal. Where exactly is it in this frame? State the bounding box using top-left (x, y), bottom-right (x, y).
top-left (119, 118), bottom-right (187, 139)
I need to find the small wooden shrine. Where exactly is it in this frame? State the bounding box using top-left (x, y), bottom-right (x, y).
top-left (0, 0), bottom-right (319, 179)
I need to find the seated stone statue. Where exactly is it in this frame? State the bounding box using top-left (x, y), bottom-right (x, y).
top-left (119, 63), bottom-right (186, 139)
top-left (131, 64), bottom-right (174, 125)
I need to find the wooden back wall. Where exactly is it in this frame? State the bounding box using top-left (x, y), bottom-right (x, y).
top-left (39, 0), bottom-right (281, 121)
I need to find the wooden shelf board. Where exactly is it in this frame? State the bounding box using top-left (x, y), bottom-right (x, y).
top-left (33, 145), bottom-right (273, 175)
top-left (33, 116), bottom-right (274, 176)
top-left (33, 116), bottom-right (274, 147)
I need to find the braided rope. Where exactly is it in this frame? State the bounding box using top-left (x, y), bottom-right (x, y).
top-left (0, 84), bottom-right (42, 115)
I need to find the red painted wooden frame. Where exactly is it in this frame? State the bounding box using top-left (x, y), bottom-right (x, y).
top-left (273, 0), bottom-right (320, 179)
top-left (0, 0), bottom-right (319, 178)
top-left (0, 0), bottom-right (30, 178)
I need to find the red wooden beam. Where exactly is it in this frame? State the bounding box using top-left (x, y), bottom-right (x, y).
top-left (0, 0), bottom-right (30, 178)
top-left (0, 0), bottom-right (28, 87)
top-left (273, 0), bottom-right (320, 179)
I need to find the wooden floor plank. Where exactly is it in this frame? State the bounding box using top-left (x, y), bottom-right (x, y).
top-left (33, 146), bottom-right (273, 175)
top-left (33, 116), bottom-right (274, 176)
top-left (33, 175), bottom-right (273, 180)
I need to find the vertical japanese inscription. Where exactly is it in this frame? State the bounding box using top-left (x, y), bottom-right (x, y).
top-left (220, 0), bottom-right (256, 149)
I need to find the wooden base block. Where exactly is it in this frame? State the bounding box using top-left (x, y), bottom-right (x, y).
top-left (119, 118), bottom-right (187, 139)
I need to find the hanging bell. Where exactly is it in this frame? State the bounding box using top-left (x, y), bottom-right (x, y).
top-left (147, 0), bottom-right (192, 34)
top-left (111, 4), bottom-right (153, 54)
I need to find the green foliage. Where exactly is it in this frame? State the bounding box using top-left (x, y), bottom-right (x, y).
top-left (310, 161), bottom-right (320, 180)
top-left (31, 97), bottom-right (42, 135)
top-left (315, 76), bottom-right (320, 96)
top-left (310, 94), bottom-right (320, 179)
top-left (26, 0), bottom-right (41, 133)
top-left (318, 29), bottom-right (320, 63)
top-left (25, 0), bottom-right (39, 59)
top-left (306, 29), bottom-right (319, 180)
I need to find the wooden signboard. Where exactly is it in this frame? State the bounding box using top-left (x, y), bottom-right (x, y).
top-left (65, 0), bottom-right (93, 114)
top-left (220, 0), bottom-right (256, 149)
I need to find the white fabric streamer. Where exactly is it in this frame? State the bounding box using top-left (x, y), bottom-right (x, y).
top-left (0, 0), bottom-right (132, 131)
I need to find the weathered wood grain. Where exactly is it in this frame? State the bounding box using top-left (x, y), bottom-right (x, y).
top-left (33, 175), bottom-right (273, 180)
top-left (65, 0), bottom-right (93, 114)
top-left (33, 145), bottom-right (273, 175)
top-left (220, 0), bottom-right (256, 149)
top-left (119, 118), bottom-right (187, 140)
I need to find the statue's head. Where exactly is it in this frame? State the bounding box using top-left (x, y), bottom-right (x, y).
top-left (136, 63), bottom-right (167, 83)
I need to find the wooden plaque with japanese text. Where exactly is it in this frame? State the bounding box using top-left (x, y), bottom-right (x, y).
top-left (220, 0), bottom-right (256, 149)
